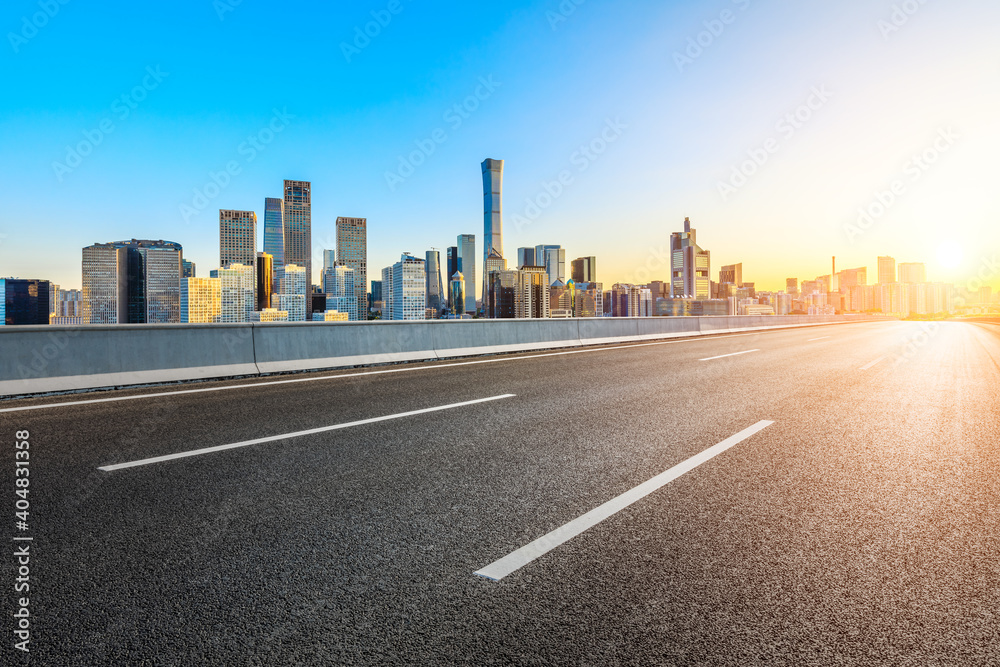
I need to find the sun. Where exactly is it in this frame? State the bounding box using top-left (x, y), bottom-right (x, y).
top-left (936, 241), bottom-right (964, 271)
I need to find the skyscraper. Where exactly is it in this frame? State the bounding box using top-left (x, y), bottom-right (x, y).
top-left (220, 209), bottom-right (257, 268)
top-left (450, 272), bottom-right (466, 316)
top-left (425, 250), bottom-right (444, 316)
top-left (82, 243), bottom-right (128, 324)
top-left (181, 277), bottom-right (221, 323)
top-left (571, 256), bottom-right (596, 283)
top-left (182, 260), bottom-right (196, 278)
top-left (0, 279), bottom-right (51, 325)
top-left (458, 234), bottom-right (476, 314)
top-left (786, 278), bottom-right (798, 295)
top-left (263, 197), bottom-right (285, 280)
top-left (256, 252), bottom-right (273, 311)
top-left (283, 180), bottom-right (312, 317)
top-left (534, 245), bottom-right (565, 285)
top-left (517, 247), bottom-right (535, 269)
top-left (483, 249), bottom-right (508, 317)
top-left (322, 249), bottom-right (336, 275)
top-left (446, 246), bottom-right (460, 308)
top-left (390, 253), bottom-right (426, 320)
top-left (482, 158), bottom-right (504, 303)
top-left (670, 218), bottom-right (710, 299)
top-left (336, 217), bottom-right (367, 318)
top-left (82, 240), bottom-right (182, 324)
top-left (217, 263), bottom-right (256, 323)
top-left (877, 256), bottom-right (896, 285)
top-left (719, 263), bottom-right (743, 287)
top-left (277, 264), bottom-right (307, 322)
top-left (323, 264), bottom-right (357, 320)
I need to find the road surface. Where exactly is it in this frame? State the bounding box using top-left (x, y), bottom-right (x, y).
top-left (2, 320), bottom-right (999, 665)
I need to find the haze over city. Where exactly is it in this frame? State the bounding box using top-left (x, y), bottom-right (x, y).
top-left (2, 0), bottom-right (998, 293)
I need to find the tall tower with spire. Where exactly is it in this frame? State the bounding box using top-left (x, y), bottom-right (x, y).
top-left (482, 158), bottom-right (504, 313)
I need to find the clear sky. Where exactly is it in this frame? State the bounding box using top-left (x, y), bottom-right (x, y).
top-left (2, 0), bottom-right (998, 297)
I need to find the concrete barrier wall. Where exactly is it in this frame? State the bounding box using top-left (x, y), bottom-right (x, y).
top-left (0, 315), bottom-right (881, 397)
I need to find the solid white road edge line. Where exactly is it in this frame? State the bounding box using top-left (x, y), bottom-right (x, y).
top-left (98, 394), bottom-right (516, 472)
top-left (474, 419), bottom-right (775, 581)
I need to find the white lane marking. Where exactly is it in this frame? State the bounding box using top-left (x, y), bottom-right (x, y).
top-left (98, 394), bottom-right (515, 472)
top-left (808, 336), bottom-right (831, 341)
top-left (474, 420), bottom-right (775, 581)
top-left (0, 328), bottom-right (835, 413)
top-left (698, 349), bottom-right (759, 362)
top-left (860, 356), bottom-right (885, 371)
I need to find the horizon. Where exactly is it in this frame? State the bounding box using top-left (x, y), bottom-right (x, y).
top-left (2, 0), bottom-right (998, 295)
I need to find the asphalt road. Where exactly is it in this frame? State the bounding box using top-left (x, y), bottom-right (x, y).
top-left (2, 320), bottom-right (999, 665)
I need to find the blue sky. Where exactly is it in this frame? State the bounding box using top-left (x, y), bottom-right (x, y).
top-left (2, 0), bottom-right (998, 297)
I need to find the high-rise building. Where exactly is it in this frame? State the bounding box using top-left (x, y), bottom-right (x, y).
top-left (446, 246), bottom-right (460, 308)
top-left (898, 262), bottom-right (927, 285)
top-left (670, 218), bottom-right (710, 299)
top-left (786, 278), bottom-right (798, 295)
top-left (390, 254), bottom-right (426, 320)
top-left (483, 249), bottom-right (508, 317)
top-left (571, 256), bottom-right (596, 283)
top-left (610, 284), bottom-right (644, 317)
top-left (276, 264), bottom-right (307, 322)
top-left (425, 250), bottom-right (444, 316)
top-left (128, 241), bottom-right (183, 323)
top-left (323, 264), bottom-right (357, 321)
top-left (263, 197), bottom-right (285, 280)
top-left (283, 180), bottom-right (312, 317)
top-left (370, 280), bottom-right (383, 313)
top-left (0, 279), bottom-right (51, 325)
top-left (381, 266), bottom-right (394, 319)
top-left (517, 247), bottom-right (535, 269)
top-left (336, 217), bottom-right (367, 318)
top-left (217, 263), bottom-right (256, 323)
top-left (182, 260), bottom-right (196, 278)
top-left (450, 272), bottom-right (466, 316)
top-left (517, 266), bottom-right (550, 318)
top-left (574, 282), bottom-right (604, 317)
top-left (220, 209), bottom-right (257, 268)
top-left (181, 277), bottom-right (221, 323)
top-left (322, 249), bottom-right (336, 275)
top-left (82, 240), bottom-right (182, 324)
top-left (490, 270), bottom-right (518, 319)
top-left (82, 244), bottom-right (128, 324)
top-left (482, 158), bottom-right (504, 304)
top-left (52, 288), bottom-right (83, 321)
top-left (256, 252), bottom-right (274, 311)
top-left (877, 256), bottom-right (896, 285)
top-left (719, 263), bottom-right (743, 287)
top-left (534, 245), bottom-right (565, 285)
top-left (457, 234), bottom-right (476, 313)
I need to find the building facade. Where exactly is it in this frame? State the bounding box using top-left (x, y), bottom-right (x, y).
top-left (283, 180), bottom-right (312, 317)
top-left (220, 209), bottom-right (257, 268)
top-left (0, 279), bottom-right (51, 325)
top-left (336, 217), bottom-right (367, 319)
top-left (457, 234), bottom-right (476, 314)
top-left (263, 197), bottom-right (285, 280)
top-left (181, 277), bottom-right (221, 323)
top-left (670, 218), bottom-right (710, 299)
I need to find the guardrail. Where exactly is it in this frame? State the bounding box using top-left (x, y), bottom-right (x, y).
top-left (0, 315), bottom-right (881, 397)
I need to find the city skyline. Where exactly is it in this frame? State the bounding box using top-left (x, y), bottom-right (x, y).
top-left (2, 1), bottom-right (997, 295)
